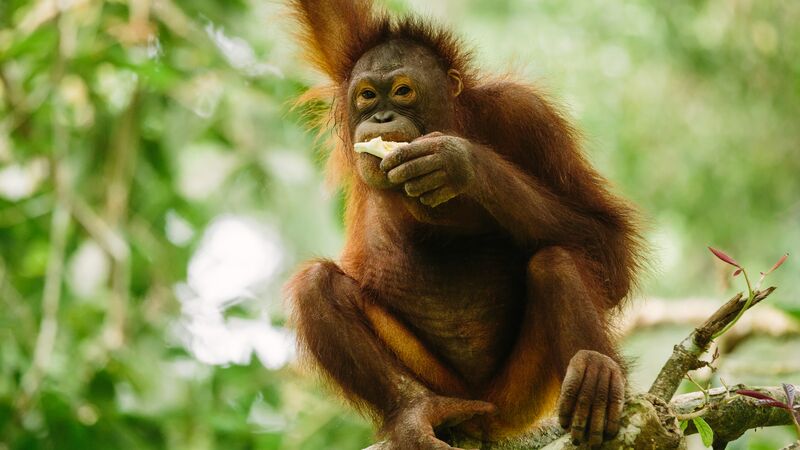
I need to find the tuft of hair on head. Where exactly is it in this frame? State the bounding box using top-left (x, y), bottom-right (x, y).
top-left (388, 16), bottom-right (476, 86)
top-left (288, 0), bottom-right (475, 86)
top-left (288, 0), bottom-right (387, 84)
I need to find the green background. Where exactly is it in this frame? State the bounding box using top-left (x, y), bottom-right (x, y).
top-left (0, 0), bottom-right (798, 449)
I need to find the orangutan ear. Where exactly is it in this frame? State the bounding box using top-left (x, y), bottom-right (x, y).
top-left (448, 69), bottom-right (463, 97)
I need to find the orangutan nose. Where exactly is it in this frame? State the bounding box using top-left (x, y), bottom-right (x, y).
top-left (371, 111), bottom-right (396, 124)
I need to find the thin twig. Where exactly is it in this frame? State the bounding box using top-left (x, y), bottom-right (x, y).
top-left (686, 372), bottom-right (710, 406)
top-left (675, 406), bottom-right (711, 421)
top-left (70, 195), bottom-right (129, 262)
top-left (99, 87), bottom-right (140, 351)
top-left (18, 200), bottom-right (70, 408)
top-left (0, 65), bottom-right (32, 134)
top-left (0, 255), bottom-right (37, 342)
top-left (16, 8), bottom-right (70, 412)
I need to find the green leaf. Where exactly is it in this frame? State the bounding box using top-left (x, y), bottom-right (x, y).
top-left (679, 420), bottom-right (688, 432)
top-left (692, 417), bottom-right (714, 447)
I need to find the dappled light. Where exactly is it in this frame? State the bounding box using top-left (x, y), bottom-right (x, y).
top-left (175, 214), bottom-right (292, 368)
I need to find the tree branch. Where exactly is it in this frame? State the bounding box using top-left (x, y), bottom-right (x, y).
top-left (673, 385), bottom-right (795, 443)
top-left (649, 287), bottom-right (776, 401)
top-left (439, 386), bottom-right (797, 450)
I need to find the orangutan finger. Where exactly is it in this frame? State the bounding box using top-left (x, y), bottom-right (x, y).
top-left (381, 142), bottom-right (434, 172)
top-left (558, 354), bottom-right (588, 429)
top-left (605, 369), bottom-right (625, 438)
top-left (420, 186), bottom-right (457, 208)
top-left (587, 367), bottom-right (611, 448)
top-left (570, 363), bottom-right (599, 444)
top-left (387, 155), bottom-right (443, 184)
top-left (404, 170), bottom-right (448, 197)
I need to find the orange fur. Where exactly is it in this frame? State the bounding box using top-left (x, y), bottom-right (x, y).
top-left (364, 303), bottom-right (469, 397)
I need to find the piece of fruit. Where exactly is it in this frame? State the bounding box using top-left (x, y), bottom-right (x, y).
top-left (354, 136), bottom-right (407, 159)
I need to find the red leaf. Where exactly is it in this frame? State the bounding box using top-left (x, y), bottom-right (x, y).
top-left (709, 247), bottom-right (741, 268)
top-left (764, 253), bottom-right (789, 276)
top-left (758, 399), bottom-right (789, 409)
top-left (784, 383), bottom-right (796, 408)
top-left (736, 389), bottom-right (776, 401)
top-left (732, 269), bottom-right (742, 277)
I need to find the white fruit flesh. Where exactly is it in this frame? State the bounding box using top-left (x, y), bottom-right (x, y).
top-left (354, 136), bottom-right (407, 159)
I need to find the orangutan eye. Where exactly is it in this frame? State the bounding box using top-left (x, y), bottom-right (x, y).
top-left (361, 90), bottom-right (376, 99)
top-left (394, 85), bottom-right (412, 96)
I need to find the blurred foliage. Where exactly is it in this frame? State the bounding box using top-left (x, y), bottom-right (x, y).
top-left (0, 0), bottom-right (797, 449)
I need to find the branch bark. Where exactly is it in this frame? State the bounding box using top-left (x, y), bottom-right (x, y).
top-left (673, 385), bottom-right (795, 443)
